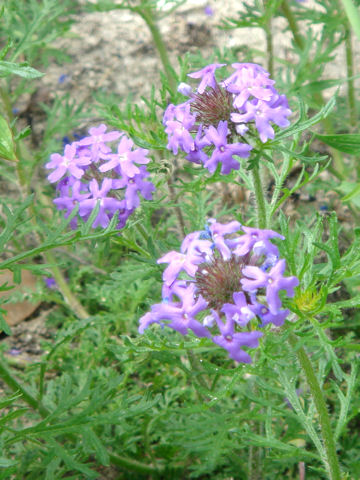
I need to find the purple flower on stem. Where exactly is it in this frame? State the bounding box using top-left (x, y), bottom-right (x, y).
top-left (225, 65), bottom-right (275, 108)
top-left (99, 136), bottom-right (149, 177)
top-left (185, 127), bottom-right (210, 165)
top-left (241, 259), bottom-right (299, 314)
top-left (204, 121), bottom-right (252, 174)
top-left (231, 226), bottom-right (284, 257)
top-left (78, 124), bottom-right (121, 158)
top-left (231, 97), bottom-right (291, 143)
top-left (139, 284), bottom-right (210, 338)
top-left (204, 4), bottom-right (214, 16)
top-left (165, 103), bottom-right (196, 154)
top-left (188, 63), bottom-right (226, 94)
top-left (46, 126), bottom-right (155, 231)
top-left (212, 310), bottom-right (263, 363)
top-left (221, 292), bottom-right (255, 327)
top-left (79, 178), bottom-right (123, 228)
top-left (157, 250), bottom-right (200, 286)
top-left (139, 219), bottom-right (298, 363)
top-left (45, 144), bottom-right (91, 183)
top-left (163, 62), bottom-right (292, 174)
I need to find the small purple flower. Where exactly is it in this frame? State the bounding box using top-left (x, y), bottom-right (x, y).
top-left (204, 4), bottom-right (214, 16)
top-left (241, 259), bottom-right (299, 314)
top-left (164, 102), bottom-right (196, 155)
top-left (231, 97), bottom-right (291, 143)
top-left (231, 226), bottom-right (284, 257)
top-left (185, 127), bottom-right (210, 165)
top-left (177, 82), bottom-right (193, 96)
top-left (79, 178), bottom-right (123, 228)
top-left (204, 120), bottom-right (252, 174)
top-left (46, 126), bottom-right (155, 230)
top-left (139, 219), bottom-right (298, 363)
top-left (99, 136), bottom-right (149, 177)
top-left (58, 74), bottom-right (69, 84)
top-left (188, 63), bottom-right (226, 94)
top-left (157, 250), bottom-right (199, 286)
top-left (225, 65), bottom-right (274, 108)
top-left (221, 292), bottom-right (255, 326)
top-left (139, 284), bottom-right (210, 338)
top-left (45, 144), bottom-right (91, 183)
top-left (212, 310), bottom-right (263, 363)
top-left (78, 124), bottom-right (121, 157)
top-left (44, 277), bottom-right (57, 289)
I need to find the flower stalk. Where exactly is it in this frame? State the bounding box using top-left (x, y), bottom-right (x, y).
top-left (344, 24), bottom-right (357, 127)
top-left (280, 1), bottom-right (347, 178)
top-left (251, 166), bottom-right (268, 229)
top-left (135, 6), bottom-right (177, 93)
top-left (288, 333), bottom-right (342, 480)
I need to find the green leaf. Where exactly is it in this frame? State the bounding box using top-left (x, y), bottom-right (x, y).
top-left (0, 392), bottom-right (21, 409)
top-left (0, 60), bottom-right (43, 78)
top-left (47, 440), bottom-right (98, 478)
top-left (275, 95), bottom-right (336, 141)
top-left (0, 408), bottom-right (28, 427)
top-left (340, 182), bottom-right (360, 202)
top-left (0, 314), bottom-right (12, 335)
top-left (313, 133), bottom-right (360, 154)
top-left (0, 115), bottom-right (16, 161)
top-left (81, 427), bottom-right (110, 466)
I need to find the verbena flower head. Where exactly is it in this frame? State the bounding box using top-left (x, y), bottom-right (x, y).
top-left (139, 220), bottom-right (299, 363)
top-left (45, 125), bottom-right (155, 229)
top-left (163, 63), bottom-right (292, 174)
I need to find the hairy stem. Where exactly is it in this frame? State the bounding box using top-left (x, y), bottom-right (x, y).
top-left (136, 6), bottom-right (177, 93)
top-left (339, 0), bottom-right (360, 40)
top-left (264, 0), bottom-right (274, 76)
top-left (0, 357), bottom-right (50, 417)
top-left (280, 1), bottom-right (304, 50)
top-left (45, 250), bottom-right (89, 319)
top-left (251, 166), bottom-right (267, 229)
top-left (344, 25), bottom-right (357, 127)
top-left (280, 1), bottom-right (347, 178)
top-left (288, 333), bottom-right (342, 480)
top-left (167, 179), bottom-right (186, 237)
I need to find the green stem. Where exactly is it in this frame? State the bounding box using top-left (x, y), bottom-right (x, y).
top-left (280, 1), bottom-right (304, 50)
top-left (280, 1), bottom-right (347, 178)
top-left (265, 25), bottom-right (274, 78)
top-left (288, 334), bottom-right (342, 480)
top-left (0, 356), bottom-right (50, 417)
top-left (45, 250), bottom-right (89, 320)
top-left (167, 179), bottom-right (186, 237)
top-left (136, 6), bottom-right (176, 93)
top-left (109, 453), bottom-right (162, 475)
top-left (251, 166), bottom-right (267, 229)
top-left (344, 25), bottom-right (357, 127)
top-left (339, 0), bottom-right (360, 41)
top-left (264, 0), bottom-right (274, 77)
top-left (187, 349), bottom-right (210, 393)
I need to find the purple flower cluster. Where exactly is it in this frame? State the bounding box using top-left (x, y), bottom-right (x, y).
top-left (45, 125), bottom-right (155, 229)
top-left (139, 219), bottom-right (299, 363)
top-left (163, 63), bottom-right (291, 175)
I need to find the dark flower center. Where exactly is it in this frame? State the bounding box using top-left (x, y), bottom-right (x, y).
top-left (191, 84), bottom-right (234, 128)
top-left (195, 254), bottom-right (246, 311)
